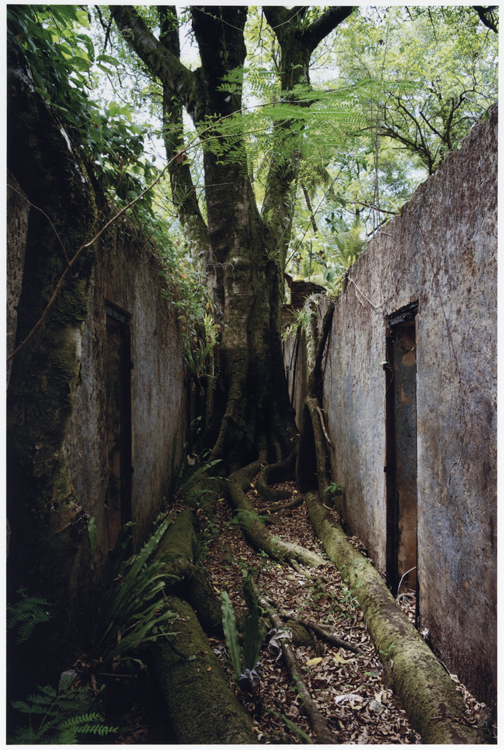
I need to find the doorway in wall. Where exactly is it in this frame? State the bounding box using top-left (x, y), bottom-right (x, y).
top-left (385, 302), bottom-right (418, 601)
top-left (105, 301), bottom-right (132, 550)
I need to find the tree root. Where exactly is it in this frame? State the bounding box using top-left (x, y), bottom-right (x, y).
top-left (255, 453), bottom-right (296, 504)
top-left (286, 617), bottom-right (364, 655)
top-left (305, 491), bottom-right (486, 744)
top-left (297, 396), bottom-right (332, 495)
top-left (227, 461), bottom-right (325, 568)
top-left (145, 509), bottom-right (259, 742)
top-left (147, 596), bottom-right (258, 744)
top-left (257, 493), bottom-right (304, 517)
top-left (251, 579), bottom-right (338, 744)
top-left (258, 586), bottom-right (361, 655)
top-left (154, 509), bottom-right (224, 633)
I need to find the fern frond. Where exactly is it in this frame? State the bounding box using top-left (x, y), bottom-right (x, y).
top-left (7, 588), bottom-right (51, 644)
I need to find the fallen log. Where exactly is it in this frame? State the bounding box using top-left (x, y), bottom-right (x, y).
top-left (306, 491), bottom-right (485, 744)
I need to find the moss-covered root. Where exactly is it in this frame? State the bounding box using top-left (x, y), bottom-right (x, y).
top-left (255, 453), bottom-right (295, 504)
top-left (228, 461), bottom-right (325, 568)
top-left (296, 396), bottom-right (332, 496)
top-left (149, 596), bottom-right (258, 744)
top-left (153, 509), bottom-right (224, 634)
top-left (305, 492), bottom-right (485, 744)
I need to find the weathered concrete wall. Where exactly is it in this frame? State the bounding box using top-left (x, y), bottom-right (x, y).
top-left (7, 40), bottom-right (188, 695)
top-left (64, 222), bottom-right (186, 564)
top-left (321, 106), bottom-right (497, 711)
top-left (6, 173), bottom-right (29, 387)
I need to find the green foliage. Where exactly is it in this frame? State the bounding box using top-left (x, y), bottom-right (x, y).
top-left (221, 592), bottom-right (267, 679)
top-left (7, 589), bottom-right (51, 645)
top-left (95, 514), bottom-right (179, 668)
top-left (221, 591), bottom-right (242, 679)
top-left (175, 456), bottom-right (223, 497)
top-left (158, 240), bottom-right (218, 382)
top-left (324, 482), bottom-right (344, 501)
top-left (242, 612), bottom-right (267, 671)
top-left (9, 684), bottom-right (117, 744)
top-left (7, 6), bottom-right (157, 215)
top-left (332, 7), bottom-right (498, 175)
top-left (266, 708), bottom-right (314, 743)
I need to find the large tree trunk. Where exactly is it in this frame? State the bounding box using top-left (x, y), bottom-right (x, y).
top-left (110, 5), bottom-right (353, 473)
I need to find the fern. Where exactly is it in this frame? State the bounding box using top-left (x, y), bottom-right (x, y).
top-left (9, 685), bottom-right (117, 744)
top-left (242, 612), bottom-right (267, 671)
top-left (221, 592), bottom-right (267, 681)
top-left (95, 513), bottom-right (180, 668)
top-left (7, 588), bottom-right (51, 644)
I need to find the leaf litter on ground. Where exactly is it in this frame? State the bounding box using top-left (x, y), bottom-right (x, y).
top-left (199, 477), bottom-right (492, 744)
top-left (114, 477), bottom-right (492, 743)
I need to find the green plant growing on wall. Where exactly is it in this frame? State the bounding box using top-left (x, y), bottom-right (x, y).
top-left (324, 482), bottom-right (343, 507)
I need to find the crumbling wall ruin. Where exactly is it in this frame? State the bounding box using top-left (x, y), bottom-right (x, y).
top-left (321, 106), bottom-right (497, 713)
top-left (7, 42), bottom-right (187, 674)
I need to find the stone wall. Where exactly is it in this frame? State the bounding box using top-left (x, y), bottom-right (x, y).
top-left (6, 173), bottom-right (29, 387)
top-left (7, 41), bottom-right (188, 695)
top-left (320, 106), bottom-right (497, 711)
top-left (63, 222), bottom-right (186, 566)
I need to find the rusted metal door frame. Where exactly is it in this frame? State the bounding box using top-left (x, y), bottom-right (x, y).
top-left (385, 302), bottom-right (418, 597)
top-left (105, 300), bottom-right (133, 548)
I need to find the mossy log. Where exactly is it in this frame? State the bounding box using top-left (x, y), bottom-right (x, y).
top-left (148, 596), bottom-right (258, 744)
top-left (306, 491), bottom-right (484, 744)
top-left (227, 461), bottom-right (324, 568)
top-left (147, 509), bottom-right (258, 742)
top-left (154, 509), bottom-right (224, 633)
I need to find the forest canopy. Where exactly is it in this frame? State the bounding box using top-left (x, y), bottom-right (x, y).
top-left (7, 4), bottom-right (498, 469)
top-left (7, 5), bottom-right (497, 289)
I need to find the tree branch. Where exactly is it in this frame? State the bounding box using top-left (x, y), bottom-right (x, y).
top-left (472, 6), bottom-right (498, 32)
top-left (156, 7), bottom-right (209, 261)
top-left (301, 6), bottom-right (355, 53)
top-left (110, 5), bottom-right (204, 123)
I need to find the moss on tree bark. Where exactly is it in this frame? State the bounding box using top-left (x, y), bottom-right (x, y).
top-left (227, 461), bottom-right (324, 568)
top-left (148, 596), bottom-right (258, 744)
top-left (306, 491), bottom-right (485, 744)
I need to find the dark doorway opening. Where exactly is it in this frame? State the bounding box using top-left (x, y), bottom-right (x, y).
top-left (105, 301), bottom-right (132, 550)
top-left (385, 303), bottom-right (418, 601)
